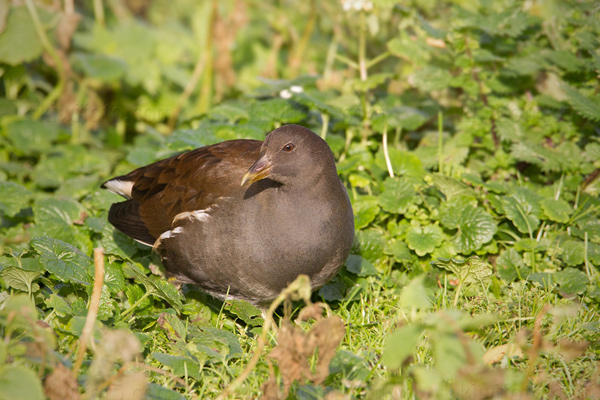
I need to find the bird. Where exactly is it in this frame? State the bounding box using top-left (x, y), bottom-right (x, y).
top-left (102, 124), bottom-right (354, 306)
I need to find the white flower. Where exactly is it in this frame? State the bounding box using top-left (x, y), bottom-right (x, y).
top-left (279, 89), bottom-right (292, 99)
top-left (340, 0), bottom-right (373, 12)
top-left (290, 85), bottom-right (304, 93)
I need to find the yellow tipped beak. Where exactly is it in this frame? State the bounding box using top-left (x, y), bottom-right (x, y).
top-left (241, 157), bottom-right (273, 186)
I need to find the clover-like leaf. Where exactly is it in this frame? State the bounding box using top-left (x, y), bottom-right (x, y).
top-left (406, 225), bottom-right (444, 256)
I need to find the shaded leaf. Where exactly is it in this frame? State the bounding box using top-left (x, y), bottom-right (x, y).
top-left (31, 237), bottom-right (94, 284)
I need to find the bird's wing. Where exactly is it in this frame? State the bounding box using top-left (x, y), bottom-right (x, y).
top-left (102, 139), bottom-right (262, 242)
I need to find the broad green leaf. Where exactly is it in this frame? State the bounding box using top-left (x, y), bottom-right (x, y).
top-left (5, 119), bottom-right (62, 156)
top-left (561, 240), bottom-right (585, 266)
top-left (431, 256), bottom-right (493, 285)
top-left (0, 267), bottom-right (40, 293)
top-left (541, 198), bottom-right (573, 223)
top-left (410, 67), bottom-right (452, 92)
top-left (71, 53), bottom-right (127, 82)
top-left (440, 197), bottom-right (497, 253)
top-left (31, 237), bottom-right (94, 284)
top-left (353, 197), bottom-right (380, 230)
top-left (250, 98), bottom-right (306, 124)
top-left (378, 178), bottom-right (417, 214)
top-left (146, 383), bottom-right (187, 400)
top-left (496, 248), bottom-right (529, 282)
top-left (129, 264), bottom-right (183, 308)
top-left (153, 353), bottom-right (201, 379)
top-left (431, 332), bottom-right (467, 380)
top-left (345, 254), bottom-right (378, 277)
top-left (382, 324), bottom-right (423, 369)
top-left (432, 174), bottom-right (476, 202)
top-left (0, 365), bottom-right (44, 400)
top-left (399, 275), bottom-right (433, 310)
top-left (224, 299), bottom-right (264, 326)
top-left (329, 350), bottom-right (370, 382)
top-left (502, 196), bottom-right (540, 235)
top-left (406, 225), bottom-right (444, 256)
top-left (44, 294), bottom-right (73, 317)
top-left (0, 182), bottom-right (31, 217)
top-left (384, 239), bottom-right (414, 265)
top-left (0, 7), bottom-right (42, 65)
top-left (554, 268), bottom-right (589, 295)
top-left (0, 294), bottom-right (38, 330)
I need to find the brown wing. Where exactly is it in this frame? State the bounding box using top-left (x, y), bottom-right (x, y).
top-left (103, 139), bottom-right (262, 241)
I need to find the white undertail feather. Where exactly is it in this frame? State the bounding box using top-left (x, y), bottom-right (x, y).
top-left (104, 179), bottom-right (134, 199)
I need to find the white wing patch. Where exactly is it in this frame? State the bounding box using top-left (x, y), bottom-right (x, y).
top-left (173, 208), bottom-right (212, 224)
top-left (103, 179), bottom-right (134, 199)
top-left (153, 226), bottom-right (184, 251)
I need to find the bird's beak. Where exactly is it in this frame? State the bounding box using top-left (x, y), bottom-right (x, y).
top-left (241, 155), bottom-right (273, 186)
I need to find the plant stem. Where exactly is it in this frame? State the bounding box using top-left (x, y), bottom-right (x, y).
top-left (121, 290), bottom-right (152, 318)
top-left (73, 248), bottom-right (105, 377)
top-left (94, 0), bottom-right (105, 27)
top-left (438, 111), bottom-right (444, 174)
top-left (288, 0), bottom-right (316, 77)
top-left (382, 123), bottom-right (394, 178)
top-left (320, 113), bottom-right (330, 140)
top-left (25, 0), bottom-right (65, 120)
top-left (358, 11), bottom-right (367, 82)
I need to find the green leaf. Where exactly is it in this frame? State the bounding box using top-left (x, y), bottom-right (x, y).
top-left (31, 237), bottom-right (94, 284)
top-left (129, 264), bottom-right (183, 308)
top-left (561, 240), bottom-right (585, 266)
top-left (399, 275), bottom-right (433, 309)
top-left (153, 353), bottom-right (201, 380)
top-left (384, 239), bottom-right (414, 265)
top-left (5, 119), bottom-right (62, 156)
top-left (382, 324), bottom-right (423, 369)
top-left (501, 189), bottom-right (542, 235)
top-left (0, 7), bottom-right (42, 65)
top-left (146, 383), bottom-right (187, 400)
top-left (0, 365), bottom-right (44, 400)
top-left (554, 268), bottom-right (589, 295)
top-left (224, 300), bottom-right (264, 326)
top-left (562, 84), bottom-right (600, 122)
top-left (0, 267), bottom-right (40, 293)
top-left (496, 248), bottom-right (529, 282)
top-left (432, 174), bottom-right (476, 201)
top-left (71, 53), bottom-right (127, 82)
top-left (44, 294), bottom-right (73, 317)
top-left (410, 67), bottom-right (452, 92)
top-left (344, 255), bottom-right (378, 277)
top-left (406, 225), bottom-right (444, 256)
top-left (440, 197), bottom-right (497, 254)
top-left (378, 178), bottom-right (418, 214)
top-left (540, 198), bottom-right (573, 223)
top-left (353, 197), bottom-right (380, 230)
top-left (0, 182), bottom-right (31, 217)
top-left (431, 256), bottom-right (493, 285)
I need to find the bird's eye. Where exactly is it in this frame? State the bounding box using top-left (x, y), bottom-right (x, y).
top-left (282, 143), bottom-right (295, 152)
